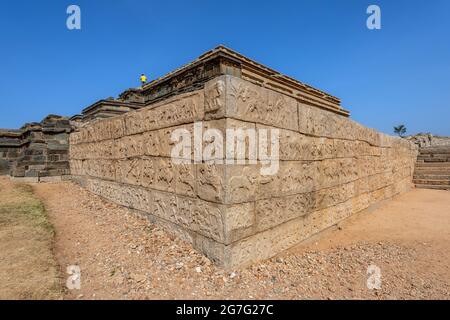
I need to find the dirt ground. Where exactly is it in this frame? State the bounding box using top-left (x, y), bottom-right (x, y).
top-left (6, 176), bottom-right (450, 299)
top-left (0, 178), bottom-right (62, 299)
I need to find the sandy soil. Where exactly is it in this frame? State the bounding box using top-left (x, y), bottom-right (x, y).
top-left (0, 178), bottom-right (62, 299)
top-left (29, 180), bottom-right (450, 300)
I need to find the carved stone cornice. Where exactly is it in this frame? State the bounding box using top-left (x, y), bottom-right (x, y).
top-left (0, 115), bottom-right (71, 147)
top-left (80, 99), bottom-right (144, 121)
top-left (139, 45), bottom-right (349, 117)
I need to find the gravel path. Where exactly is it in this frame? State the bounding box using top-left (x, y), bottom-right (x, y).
top-left (31, 181), bottom-right (450, 299)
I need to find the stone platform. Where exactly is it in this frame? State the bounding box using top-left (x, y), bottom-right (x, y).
top-left (0, 115), bottom-right (72, 180)
top-left (414, 146), bottom-right (450, 190)
top-left (69, 47), bottom-right (418, 267)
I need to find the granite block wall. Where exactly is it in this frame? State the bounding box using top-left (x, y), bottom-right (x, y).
top-left (69, 75), bottom-right (418, 268)
top-left (0, 115), bottom-right (72, 180)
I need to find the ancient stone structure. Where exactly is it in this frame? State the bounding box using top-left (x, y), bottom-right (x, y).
top-left (71, 88), bottom-right (144, 122)
top-left (0, 115), bottom-right (72, 181)
top-left (407, 134), bottom-right (450, 148)
top-left (69, 46), bottom-right (418, 267)
top-left (413, 146), bottom-right (450, 190)
top-left (0, 129), bottom-right (21, 175)
top-left (1, 82), bottom-right (145, 180)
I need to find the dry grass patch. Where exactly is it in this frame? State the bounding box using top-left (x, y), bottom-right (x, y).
top-left (0, 178), bottom-right (62, 299)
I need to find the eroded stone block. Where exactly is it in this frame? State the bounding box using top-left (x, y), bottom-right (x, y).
top-left (197, 163), bottom-right (226, 203)
top-left (227, 77), bottom-right (298, 131)
top-left (125, 92), bottom-right (204, 135)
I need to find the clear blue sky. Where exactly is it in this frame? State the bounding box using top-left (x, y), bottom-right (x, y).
top-left (0, 0), bottom-right (449, 135)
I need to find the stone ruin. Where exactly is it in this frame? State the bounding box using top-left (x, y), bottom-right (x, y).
top-left (408, 134), bottom-right (450, 191)
top-left (0, 115), bottom-right (72, 181)
top-left (0, 46), bottom-right (419, 267)
top-left (68, 46), bottom-right (418, 267)
top-left (407, 133), bottom-right (450, 148)
top-left (0, 86), bottom-right (144, 180)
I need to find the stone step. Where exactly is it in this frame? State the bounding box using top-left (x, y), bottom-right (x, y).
top-left (414, 166), bottom-right (450, 171)
top-left (414, 167), bottom-right (450, 172)
top-left (424, 153), bottom-right (450, 159)
top-left (416, 159), bottom-right (450, 163)
top-left (412, 179), bottom-right (450, 186)
top-left (415, 168), bottom-right (450, 173)
top-left (414, 147), bottom-right (450, 189)
top-left (415, 162), bottom-right (450, 168)
top-left (414, 170), bottom-right (450, 176)
top-left (415, 184), bottom-right (450, 191)
top-left (417, 155), bottom-right (448, 158)
top-left (419, 153), bottom-right (450, 158)
top-left (413, 174), bottom-right (450, 180)
top-left (419, 148), bottom-right (450, 155)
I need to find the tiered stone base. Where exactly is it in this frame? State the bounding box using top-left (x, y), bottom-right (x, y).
top-left (414, 146), bottom-right (450, 190)
top-left (70, 75), bottom-right (417, 268)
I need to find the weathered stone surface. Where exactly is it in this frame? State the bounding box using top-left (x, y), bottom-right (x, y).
top-left (176, 196), bottom-right (224, 242)
top-left (79, 116), bottom-right (124, 143)
top-left (142, 130), bottom-right (161, 157)
top-left (270, 127), bottom-right (336, 161)
top-left (116, 134), bottom-right (143, 158)
top-left (298, 102), bottom-right (381, 146)
top-left (226, 194), bottom-right (378, 267)
top-left (1, 115), bottom-right (72, 178)
top-left (116, 158), bottom-right (141, 185)
top-left (197, 162), bottom-right (259, 204)
top-left (84, 159), bottom-right (116, 180)
top-left (140, 158), bottom-right (157, 187)
top-left (225, 165), bottom-right (258, 204)
top-left (255, 193), bottom-right (313, 232)
top-left (174, 162), bottom-right (196, 197)
top-left (227, 77), bottom-right (299, 131)
top-left (69, 159), bottom-right (83, 176)
top-left (197, 163), bottom-right (226, 203)
top-left (125, 92), bottom-right (204, 135)
top-left (255, 181), bottom-right (359, 233)
top-left (223, 202), bottom-right (255, 244)
top-left (154, 158), bottom-right (176, 193)
top-left (83, 177), bottom-right (225, 243)
top-left (203, 118), bottom-right (256, 161)
top-left (69, 69), bottom-right (418, 268)
top-left (204, 77), bottom-right (226, 119)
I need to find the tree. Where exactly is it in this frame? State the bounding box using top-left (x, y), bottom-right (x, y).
top-left (394, 124), bottom-right (407, 137)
